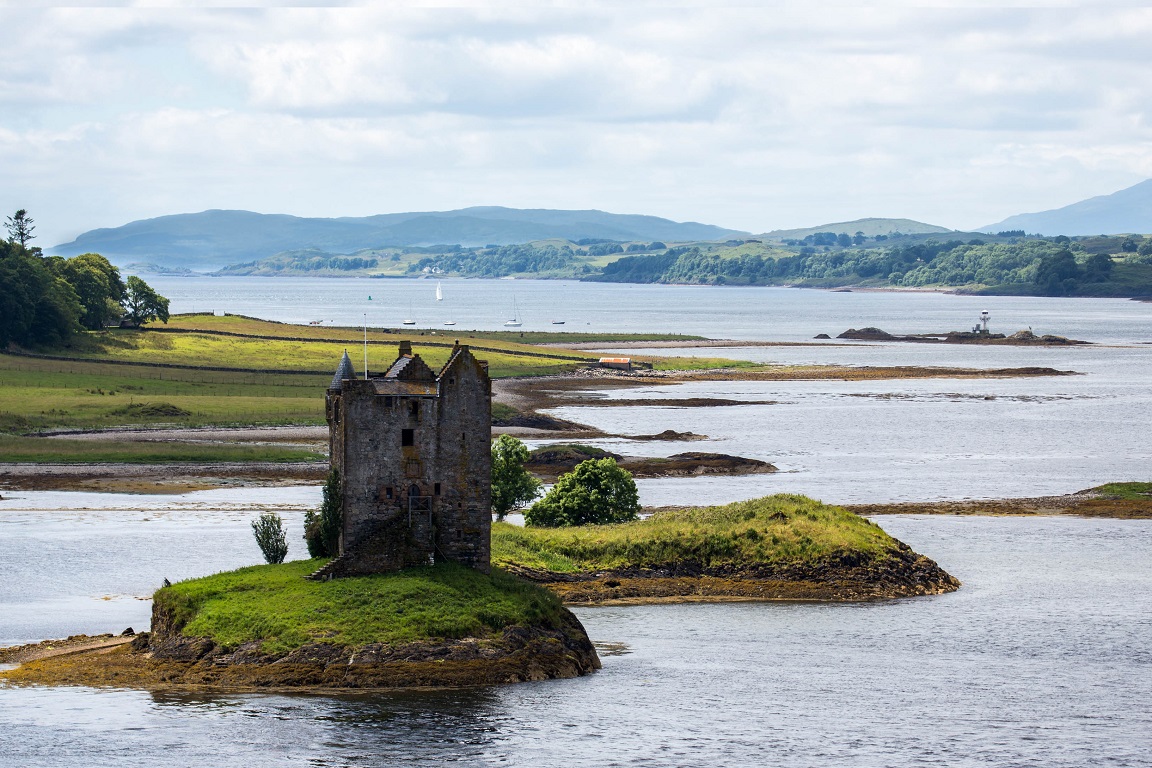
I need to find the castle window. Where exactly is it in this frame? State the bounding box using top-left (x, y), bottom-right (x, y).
top-left (384, 396), bottom-right (393, 407)
top-left (385, 486), bottom-right (393, 500)
top-left (434, 483), bottom-right (441, 495)
top-left (448, 377), bottom-right (455, 385)
top-left (409, 400), bottom-right (420, 418)
top-left (402, 428), bottom-right (414, 446)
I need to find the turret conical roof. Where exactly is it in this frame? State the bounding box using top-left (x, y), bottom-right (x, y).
top-left (330, 350), bottom-right (356, 389)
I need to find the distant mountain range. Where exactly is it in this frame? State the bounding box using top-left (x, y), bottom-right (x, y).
top-left (51, 207), bottom-right (747, 271)
top-left (759, 218), bottom-right (953, 241)
top-left (979, 179), bottom-right (1152, 236)
top-left (48, 180), bottom-right (1152, 272)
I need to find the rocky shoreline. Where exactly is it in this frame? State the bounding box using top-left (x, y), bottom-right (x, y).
top-left (836, 327), bottom-right (1089, 345)
top-left (503, 542), bottom-right (959, 605)
top-left (848, 491), bottom-right (1152, 519)
top-left (524, 444), bottom-right (775, 480)
top-left (1, 600), bottom-right (600, 692)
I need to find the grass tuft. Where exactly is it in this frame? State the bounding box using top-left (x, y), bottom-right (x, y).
top-left (109, 402), bottom-right (192, 418)
top-left (1090, 482), bottom-right (1152, 500)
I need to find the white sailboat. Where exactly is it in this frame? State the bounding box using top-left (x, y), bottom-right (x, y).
top-left (503, 296), bottom-right (522, 327)
top-left (437, 282), bottom-right (455, 324)
top-left (402, 299), bottom-right (416, 325)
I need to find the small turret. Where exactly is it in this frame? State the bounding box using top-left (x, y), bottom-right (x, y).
top-left (330, 349), bottom-right (357, 390)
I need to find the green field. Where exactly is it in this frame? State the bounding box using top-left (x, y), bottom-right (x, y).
top-left (0, 315), bottom-right (750, 436)
top-left (0, 434), bottom-right (323, 464)
top-left (156, 560), bottom-right (566, 655)
top-left (164, 313), bottom-right (705, 345)
top-left (64, 327), bottom-right (588, 378)
top-left (491, 494), bottom-right (896, 573)
top-left (0, 355), bottom-right (326, 433)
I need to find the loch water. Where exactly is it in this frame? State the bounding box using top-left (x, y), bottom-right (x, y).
top-left (148, 277), bottom-right (1152, 502)
top-left (1, 509), bottom-right (1150, 767)
top-left (2, 279), bottom-right (1151, 765)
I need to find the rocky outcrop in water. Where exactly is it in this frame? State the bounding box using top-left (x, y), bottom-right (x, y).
top-left (505, 542), bottom-right (959, 605)
top-left (837, 327), bottom-right (1089, 345)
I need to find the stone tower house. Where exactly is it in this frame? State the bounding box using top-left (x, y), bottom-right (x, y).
top-left (317, 340), bottom-right (492, 577)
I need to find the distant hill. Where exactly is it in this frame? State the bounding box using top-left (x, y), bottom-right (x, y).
top-left (759, 218), bottom-right (953, 241)
top-left (50, 207), bottom-right (747, 271)
top-left (980, 179), bottom-right (1152, 236)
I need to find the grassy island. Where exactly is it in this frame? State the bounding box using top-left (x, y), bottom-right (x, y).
top-left (154, 560), bottom-right (566, 654)
top-left (0, 494), bottom-right (960, 691)
top-left (1, 562), bottom-right (600, 691)
top-left (491, 495), bottom-right (960, 603)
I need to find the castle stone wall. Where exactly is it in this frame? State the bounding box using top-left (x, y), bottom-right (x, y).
top-left (324, 344), bottom-right (491, 575)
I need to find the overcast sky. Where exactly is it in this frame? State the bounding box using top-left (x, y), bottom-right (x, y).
top-left (3, 2), bottom-right (1152, 245)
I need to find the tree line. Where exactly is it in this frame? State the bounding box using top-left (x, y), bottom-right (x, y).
top-left (1, 210), bottom-right (170, 349)
top-left (591, 237), bottom-right (1144, 295)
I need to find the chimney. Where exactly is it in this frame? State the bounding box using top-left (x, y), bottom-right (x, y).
top-left (398, 340), bottom-right (413, 357)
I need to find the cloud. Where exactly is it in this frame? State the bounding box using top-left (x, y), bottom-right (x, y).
top-left (2, 5), bottom-right (1152, 242)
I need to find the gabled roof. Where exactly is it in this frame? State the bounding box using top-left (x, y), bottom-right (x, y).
top-left (384, 353), bottom-right (436, 381)
top-left (330, 350), bottom-right (356, 389)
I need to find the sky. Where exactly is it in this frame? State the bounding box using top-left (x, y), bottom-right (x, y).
top-left (3, 2), bottom-right (1152, 245)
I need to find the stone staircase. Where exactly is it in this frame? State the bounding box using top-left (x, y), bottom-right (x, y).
top-left (306, 556), bottom-right (346, 581)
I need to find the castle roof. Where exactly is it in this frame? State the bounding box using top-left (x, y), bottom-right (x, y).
top-left (330, 350), bottom-right (357, 390)
top-left (360, 341), bottom-right (488, 397)
top-left (383, 353), bottom-right (436, 381)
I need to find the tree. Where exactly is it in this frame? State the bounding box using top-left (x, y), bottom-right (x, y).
top-left (525, 457), bottom-right (640, 527)
top-left (5, 210), bottom-right (35, 247)
top-left (1034, 249), bottom-right (1080, 294)
top-left (251, 512), bottom-right (289, 564)
top-left (122, 275), bottom-right (170, 327)
top-left (491, 435), bottom-right (541, 521)
top-left (48, 253), bottom-right (127, 330)
top-left (0, 239), bottom-right (83, 348)
top-left (304, 468), bottom-right (342, 557)
top-left (1083, 253), bottom-right (1114, 282)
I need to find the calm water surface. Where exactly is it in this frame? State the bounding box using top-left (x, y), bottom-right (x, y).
top-left (1, 511), bottom-right (1150, 767)
top-left (141, 277), bottom-right (1152, 501)
top-left (144, 276), bottom-right (1152, 344)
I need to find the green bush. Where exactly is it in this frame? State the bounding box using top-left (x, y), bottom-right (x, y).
top-left (525, 457), bottom-right (640, 527)
top-left (251, 512), bottom-right (289, 564)
top-left (304, 468), bottom-right (342, 556)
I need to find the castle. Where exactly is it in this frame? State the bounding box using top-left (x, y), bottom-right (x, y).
top-left (315, 340), bottom-right (492, 578)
